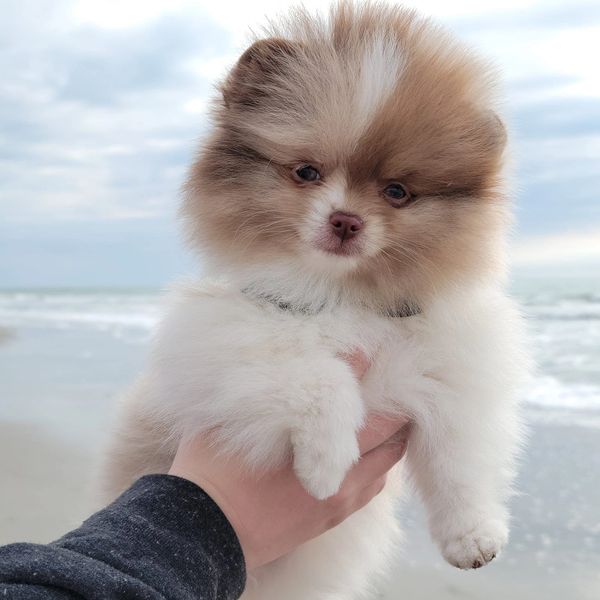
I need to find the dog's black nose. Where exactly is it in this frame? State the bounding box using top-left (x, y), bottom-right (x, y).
top-left (329, 212), bottom-right (363, 241)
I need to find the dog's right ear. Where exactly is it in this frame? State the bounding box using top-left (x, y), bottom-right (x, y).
top-left (222, 38), bottom-right (299, 108)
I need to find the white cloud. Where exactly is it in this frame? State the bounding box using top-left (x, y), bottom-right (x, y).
top-left (531, 26), bottom-right (600, 99)
top-left (69, 0), bottom-right (195, 29)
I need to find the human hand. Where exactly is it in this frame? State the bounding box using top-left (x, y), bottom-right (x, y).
top-left (168, 351), bottom-right (410, 570)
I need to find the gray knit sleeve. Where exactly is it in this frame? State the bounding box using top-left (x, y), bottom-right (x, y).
top-left (0, 474), bottom-right (247, 599)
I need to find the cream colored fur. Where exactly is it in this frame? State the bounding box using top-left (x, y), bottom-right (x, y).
top-left (101, 3), bottom-right (530, 598)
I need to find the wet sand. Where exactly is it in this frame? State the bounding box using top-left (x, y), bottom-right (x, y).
top-left (0, 421), bottom-right (94, 544)
top-left (0, 326), bottom-right (14, 344)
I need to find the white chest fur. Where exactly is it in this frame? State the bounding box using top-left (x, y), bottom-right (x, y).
top-left (109, 276), bottom-right (528, 589)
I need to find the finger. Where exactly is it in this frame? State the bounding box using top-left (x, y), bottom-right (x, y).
top-left (334, 475), bottom-right (388, 523)
top-left (339, 349), bottom-right (370, 380)
top-left (357, 414), bottom-right (411, 455)
top-left (356, 475), bottom-right (388, 507)
top-left (345, 431), bottom-right (408, 490)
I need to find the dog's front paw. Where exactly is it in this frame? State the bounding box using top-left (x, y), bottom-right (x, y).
top-left (439, 520), bottom-right (508, 570)
top-left (292, 428), bottom-right (360, 500)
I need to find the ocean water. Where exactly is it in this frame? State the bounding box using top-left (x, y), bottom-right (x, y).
top-left (1, 275), bottom-right (599, 433)
top-left (0, 288), bottom-right (161, 442)
top-left (512, 275), bottom-right (600, 428)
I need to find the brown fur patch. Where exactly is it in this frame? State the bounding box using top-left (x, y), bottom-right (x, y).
top-left (182, 1), bottom-right (511, 310)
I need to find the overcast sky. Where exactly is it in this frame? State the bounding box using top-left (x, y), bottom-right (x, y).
top-left (1, 0), bottom-right (599, 287)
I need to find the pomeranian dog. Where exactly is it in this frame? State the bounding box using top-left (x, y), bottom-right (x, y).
top-left (102, 2), bottom-right (530, 598)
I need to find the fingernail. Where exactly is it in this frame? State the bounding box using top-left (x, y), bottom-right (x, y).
top-left (391, 429), bottom-right (410, 458)
top-left (397, 416), bottom-right (411, 428)
top-left (396, 437), bottom-right (408, 455)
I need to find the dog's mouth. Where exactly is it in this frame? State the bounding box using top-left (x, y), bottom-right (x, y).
top-left (314, 236), bottom-right (363, 257)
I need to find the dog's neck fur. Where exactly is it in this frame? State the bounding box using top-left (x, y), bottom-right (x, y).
top-left (211, 259), bottom-right (424, 318)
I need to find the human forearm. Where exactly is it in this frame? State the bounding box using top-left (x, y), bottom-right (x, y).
top-left (0, 475), bottom-right (246, 600)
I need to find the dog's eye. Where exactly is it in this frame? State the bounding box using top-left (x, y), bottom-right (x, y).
top-left (294, 165), bottom-right (321, 182)
top-left (383, 183), bottom-right (411, 208)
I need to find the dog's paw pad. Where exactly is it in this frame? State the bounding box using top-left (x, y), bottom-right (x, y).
top-left (441, 521), bottom-right (507, 570)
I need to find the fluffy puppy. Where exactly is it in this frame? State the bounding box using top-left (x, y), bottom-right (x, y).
top-left (102, 3), bottom-right (530, 599)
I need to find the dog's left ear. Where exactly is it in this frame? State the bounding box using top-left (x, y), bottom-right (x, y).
top-left (222, 38), bottom-right (299, 108)
top-left (481, 111), bottom-right (507, 155)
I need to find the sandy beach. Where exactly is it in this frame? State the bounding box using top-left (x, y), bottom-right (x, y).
top-left (2, 418), bottom-right (599, 600)
top-left (0, 326), bottom-right (14, 344)
top-left (0, 421), bottom-right (94, 544)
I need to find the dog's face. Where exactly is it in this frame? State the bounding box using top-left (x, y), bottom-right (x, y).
top-left (184, 4), bottom-right (509, 304)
